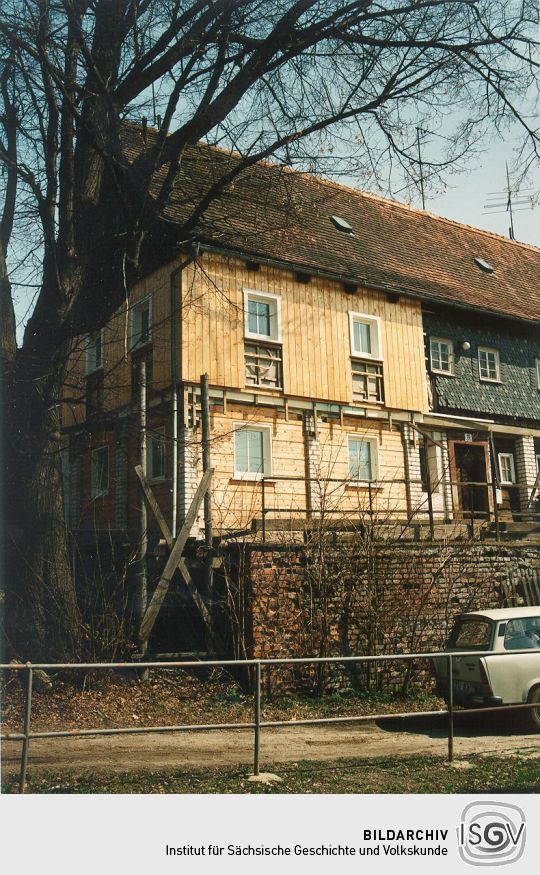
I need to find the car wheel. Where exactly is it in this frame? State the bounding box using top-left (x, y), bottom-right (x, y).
top-left (527, 687), bottom-right (540, 731)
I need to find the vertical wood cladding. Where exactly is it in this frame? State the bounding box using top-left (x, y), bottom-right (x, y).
top-left (181, 253), bottom-right (427, 412)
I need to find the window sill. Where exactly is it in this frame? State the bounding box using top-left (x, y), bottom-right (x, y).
top-left (350, 354), bottom-right (383, 363)
top-left (231, 474), bottom-right (274, 483)
top-left (479, 377), bottom-right (502, 384)
top-left (244, 333), bottom-right (282, 344)
top-left (352, 398), bottom-right (384, 407)
top-left (431, 369), bottom-right (455, 377)
top-left (345, 481), bottom-right (383, 491)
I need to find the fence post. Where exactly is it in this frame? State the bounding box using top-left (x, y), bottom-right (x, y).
top-left (447, 654), bottom-right (454, 763)
top-left (253, 661), bottom-right (261, 776)
top-left (261, 479), bottom-right (266, 544)
top-left (19, 664), bottom-right (33, 794)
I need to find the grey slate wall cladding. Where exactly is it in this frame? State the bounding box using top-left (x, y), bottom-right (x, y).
top-left (424, 312), bottom-right (540, 422)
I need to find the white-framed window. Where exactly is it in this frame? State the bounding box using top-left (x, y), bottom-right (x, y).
top-left (349, 312), bottom-right (382, 360)
top-left (498, 452), bottom-right (516, 485)
top-left (535, 453), bottom-right (540, 474)
top-left (535, 358), bottom-right (540, 390)
top-left (147, 427), bottom-right (166, 481)
top-left (243, 289), bottom-right (281, 342)
top-left (91, 446), bottom-right (109, 498)
top-left (348, 436), bottom-right (378, 482)
top-left (478, 346), bottom-right (500, 382)
top-left (130, 297), bottom-right (152, 349)
top-left (86, 329), bottom-right (103, 373)
top-left (430, 337), bottom-right (453, 374)
top-left (233, 425), bottom-right (272, 479)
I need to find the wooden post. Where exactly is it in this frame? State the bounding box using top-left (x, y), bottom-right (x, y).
top-left (200, 374), bottom-right (212, 547)
top-left (423, 434), bottom-right (435, 541)
top-left (200, 374), bottom-right (214, 647)
top-left (135, 464), bottom-right (217, 641)
top-left (134, 358), bottom-right (148, 652)
top-left (488, 433), bottom-right (501, 542)
top-left (139, 468), bottom-right (213, 646)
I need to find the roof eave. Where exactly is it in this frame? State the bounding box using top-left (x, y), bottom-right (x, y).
top-left (196, 240), bottom-right (539, 329)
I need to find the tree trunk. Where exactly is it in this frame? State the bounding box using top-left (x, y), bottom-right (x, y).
top-left (4, 346), bottom-right (81, 661)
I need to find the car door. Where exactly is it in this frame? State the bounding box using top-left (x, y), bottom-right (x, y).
top-left (483, 617), bottom-right (540, 703)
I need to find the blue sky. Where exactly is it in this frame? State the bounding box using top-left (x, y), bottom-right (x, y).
top-left (410, 137), bottom-right (539, 248)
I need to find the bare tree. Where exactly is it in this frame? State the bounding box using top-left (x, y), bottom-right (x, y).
top-left (1, 0), bottom-right (538, 658)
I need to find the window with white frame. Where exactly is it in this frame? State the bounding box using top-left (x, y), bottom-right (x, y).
top-left (498, 452), bottom-right (516, 485)
top-left (243, 290), bottom-right (282, 389)
top-left (348, 436), bottom-right (378, 482)
top-left (243, 290), bottom-right (281, 342)
top-left (234, 425), bottom-right (271, 478)
top-left (535, 453), bottom-right (540, 474)
top-left (430, 337), bottom-right (453, 374)
top-left (349, 312), bottom-right (384, 404)
top-left (86, 330), bottom-right (103, 373)
top-left (91, 446), bottom-right (109, 497)
top-left (349, 312), bottom-right (382, 360)
top-left (130, 297), bottom-right (152, 349)
top-left (147, 427), bottom-right (166, 481)
top-left (536, 358), bottom-right (540, 390)
top-left (478, 347), bottom-right (500, 381)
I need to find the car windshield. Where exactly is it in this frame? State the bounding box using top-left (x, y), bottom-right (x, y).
top-left (449, 618), bottom-right (493, 650)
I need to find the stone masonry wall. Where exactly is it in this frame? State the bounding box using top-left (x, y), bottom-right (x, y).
top-left (226, 541), bottom-right (540, 693)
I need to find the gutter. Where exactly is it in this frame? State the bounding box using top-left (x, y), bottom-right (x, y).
top-left (195, 241), bottom-right (539, 329)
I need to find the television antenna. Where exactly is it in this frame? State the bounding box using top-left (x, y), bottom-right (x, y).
top-left (483, 162), bottom-right (534, 240)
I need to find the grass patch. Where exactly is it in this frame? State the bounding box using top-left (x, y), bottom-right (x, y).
top-left (2, 754), bottom-right (539, 795)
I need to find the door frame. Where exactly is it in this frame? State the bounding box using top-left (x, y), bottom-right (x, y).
top-left (448, 436), bottom-right (493, 520)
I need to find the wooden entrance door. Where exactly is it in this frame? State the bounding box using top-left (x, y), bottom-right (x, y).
top-left (450, 441), bottom-right (490, 519)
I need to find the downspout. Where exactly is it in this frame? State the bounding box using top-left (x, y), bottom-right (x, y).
top-left (170, 266), bottom-right (181, 537)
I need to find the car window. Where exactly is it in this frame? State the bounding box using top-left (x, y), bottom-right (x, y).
top-left (504, 617), bottom-right (540, 651)
top-left (450, 619), bottom-right (492, 650)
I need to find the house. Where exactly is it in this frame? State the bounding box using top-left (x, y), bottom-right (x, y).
top-left (61, 128), bottom-right (540, 549)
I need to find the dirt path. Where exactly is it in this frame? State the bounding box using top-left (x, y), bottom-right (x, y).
top-left (3, 715), bottom-right (539, 774)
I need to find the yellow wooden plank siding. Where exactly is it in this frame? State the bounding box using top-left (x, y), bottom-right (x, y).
top-left (192, 404), bottom-right (408, 533)
top-left (61, 259), bottom-right (182, 428)
top-left (182, 252), bottom-right (427, 412)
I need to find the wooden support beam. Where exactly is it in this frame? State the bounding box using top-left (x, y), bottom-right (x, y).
top-left (139, 468), bottom-right (213, 646)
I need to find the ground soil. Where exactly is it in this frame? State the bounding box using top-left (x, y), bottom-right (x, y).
top-left (2, 669), bottom-right (538, 777)
top-left (2, 713), bottom-right (539, 776)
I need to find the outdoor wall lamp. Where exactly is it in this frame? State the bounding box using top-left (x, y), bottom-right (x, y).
top-left (461, 341), bottom-right (471, 352)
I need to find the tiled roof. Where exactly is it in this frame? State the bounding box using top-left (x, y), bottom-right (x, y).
top-left (124, 126), bottom-right (540, 324)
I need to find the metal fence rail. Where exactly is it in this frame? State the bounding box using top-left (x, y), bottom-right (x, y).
top-left (1, 650), bottom-right (539, 793)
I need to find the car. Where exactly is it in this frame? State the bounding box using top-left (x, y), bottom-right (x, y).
top-left (433, 606), bottom-right (540, 730)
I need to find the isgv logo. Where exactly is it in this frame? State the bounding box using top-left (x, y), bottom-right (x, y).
top-left (458, 802), bottom-right (526, 866)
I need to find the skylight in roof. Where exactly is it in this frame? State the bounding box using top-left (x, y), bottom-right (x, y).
top-left (474, 257), bottom-right (495, 273)
top-left (331, 215), bottom-right (353, 234)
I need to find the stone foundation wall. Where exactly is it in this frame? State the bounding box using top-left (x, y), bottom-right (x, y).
top-left (224, 541), bottom-right (540, 693)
